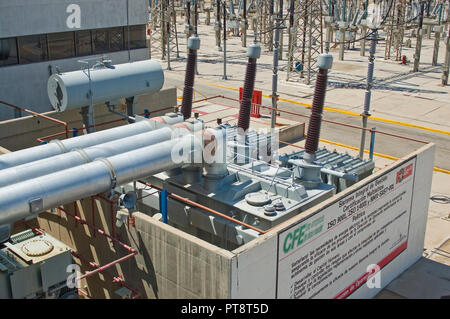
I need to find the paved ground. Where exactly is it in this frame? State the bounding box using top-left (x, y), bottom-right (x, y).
top-left (157, 20), bottom-right (450, 170)
top-left (152, 14), bottom-right (450, 298)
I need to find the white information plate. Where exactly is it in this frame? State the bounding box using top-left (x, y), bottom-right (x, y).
top-left (276, 157), bottom-right (416, 299)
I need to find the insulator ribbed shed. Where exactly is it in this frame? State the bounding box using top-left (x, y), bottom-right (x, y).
top-left (305, 54), bottom-right (333, 156)
top-left (181, 36), bottom-right (200, 120)
top-left (237, 43), bottom-right (261, 133)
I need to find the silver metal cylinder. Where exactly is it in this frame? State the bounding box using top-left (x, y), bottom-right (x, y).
top-left (0, 120), bottom-right (156, 171)
top-left (48, 60), bottom-right (164, 112)
top-left (0, 134), bottom-right (203, 226)
top-left (0, 126), bottom-right (174, 188)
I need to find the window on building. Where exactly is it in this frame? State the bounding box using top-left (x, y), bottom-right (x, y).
top-left (0, 38), bottom-right (19, 66)
top-left (125, 25), bottom-right (147, 49)
top-left (18, 34), bottom-right (48, 64)
top-left (2, 25), bottom-right (146, 68)
top-left (92, 28), bottom-right (109, 54)
top-left (48, 32), bottom-right (75, 60)
top-left (75, 30), bottom-right (92, 56)
top-left (109, 27), bottom-right (125, 52)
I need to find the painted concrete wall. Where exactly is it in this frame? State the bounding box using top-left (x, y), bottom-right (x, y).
top-left (0, 49), bottom-right (150, 120)
top-left (230, 235), bottom-right (278, 298)
top-left (0, 0), bottom-right (148, 38)
top-left (229, 144), bottom-right (435, 299)
top-left (127, 213), bottom-right (233, 298)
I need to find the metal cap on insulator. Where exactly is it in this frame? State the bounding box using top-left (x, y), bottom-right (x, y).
top-left (246, 43), bottom-right (261, 59)
top-left (317, 53), bottom-right (333, 70)
top-left (187, 36), bottom-right (201, 50)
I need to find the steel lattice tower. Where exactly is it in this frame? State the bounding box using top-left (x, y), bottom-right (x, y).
top-left (384, 0), bottom-right (406, 61)
top-left (286, 0), bottom-right (324, 85)
top-left (149, 0), bottom-right (180, 61)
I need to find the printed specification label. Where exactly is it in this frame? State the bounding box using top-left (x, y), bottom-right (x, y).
top-left (276, 157), bottom-right (416, 299)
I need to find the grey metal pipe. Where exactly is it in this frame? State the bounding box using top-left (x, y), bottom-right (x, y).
top-left (0, 116), bottom-right (184, 171)
top-left (0, 126), bottom-right (175, 188)
top-left (0, 134), bottom-right (203, 227)
top-left (359, 30), bottom-right (377, 159)
top-left (320, 167), bottom-right (358, 181)
top-left (271, 17), bottom-right (281, 129)
top-left (223, 1), bottom-right (228, 80)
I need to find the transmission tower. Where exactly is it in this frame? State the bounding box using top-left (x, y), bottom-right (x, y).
top-left (149, 0), bottom-right (180, 61)
top-left (286, 0), bottom-right (324, 85)
top-left (384, 0), bottom-right (406, 61)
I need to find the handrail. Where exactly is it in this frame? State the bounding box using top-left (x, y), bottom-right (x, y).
top-left (0, 100), bottom-right (69, 139)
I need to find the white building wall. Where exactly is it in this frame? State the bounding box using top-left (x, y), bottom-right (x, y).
top-left (0, 0), bottom-right (148, 38)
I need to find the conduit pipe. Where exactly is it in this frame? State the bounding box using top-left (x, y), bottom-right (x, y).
top-left (0, 134), bottom-right (203, 227)
top-left (0, 115), bottom-right (201, 188)
top-left (0, 126), bottom-right (175, 188)
top-left (0, 117), bottom-right (176, 171)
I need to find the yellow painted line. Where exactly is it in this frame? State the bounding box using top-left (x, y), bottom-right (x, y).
top-left (176, 86), bottom-right (208, 101)
top-left (194, 88), bottom-right (208, 99)
top-left (319, 138), bottom-right (399, 161)
top-left (367, 115), bottom-right (450, 135)
top-left (277, 96), bottom-right (314, 108)
top-left (433, 167), bottom-right (450, 174)
top-left (199, 81), bottom-right (240, 92)
top-left (198, 81), bottom-right (450, 136)
top-left (319, 138), bottom-right (450, 174)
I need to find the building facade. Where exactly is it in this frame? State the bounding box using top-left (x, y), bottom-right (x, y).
top-left (0, 0), bottom-right (149, 120)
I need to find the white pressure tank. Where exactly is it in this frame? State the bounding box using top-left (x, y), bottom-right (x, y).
top-left (47, 59), bottom-right (164, 112)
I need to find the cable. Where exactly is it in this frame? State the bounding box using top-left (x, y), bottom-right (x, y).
top-left (329, 0), bottom-right (395, 45)
top-left (217, 0), bottom-right (291, 38)
top-left (254, 4), bottom-right (292, 37)
top-left (430, 195), bottom-right (450, 204)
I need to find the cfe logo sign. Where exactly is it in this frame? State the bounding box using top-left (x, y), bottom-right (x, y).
top-left (66, 4), bottom-right (81, 29)
top-left (396, 163), bottom-right (413, 184)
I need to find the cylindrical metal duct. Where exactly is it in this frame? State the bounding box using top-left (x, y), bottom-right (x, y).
top-left (181, 36), bottom-right (200, 120)
top-left (0, 134), bottom-right (203, 227)
top-left (0, 120), bottom-right (159, 171)
top-left (304, 54), bottom-right (333, 158)
top-left (237, 43), bottom-right (261, 133)
top-left (47, 60), bottom-right (164, 112)
top-left (0, 126), bottom-right (175, 188)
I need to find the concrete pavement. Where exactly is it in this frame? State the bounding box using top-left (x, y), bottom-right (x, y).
top-left (153, 14), bottom-right (449, 298)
